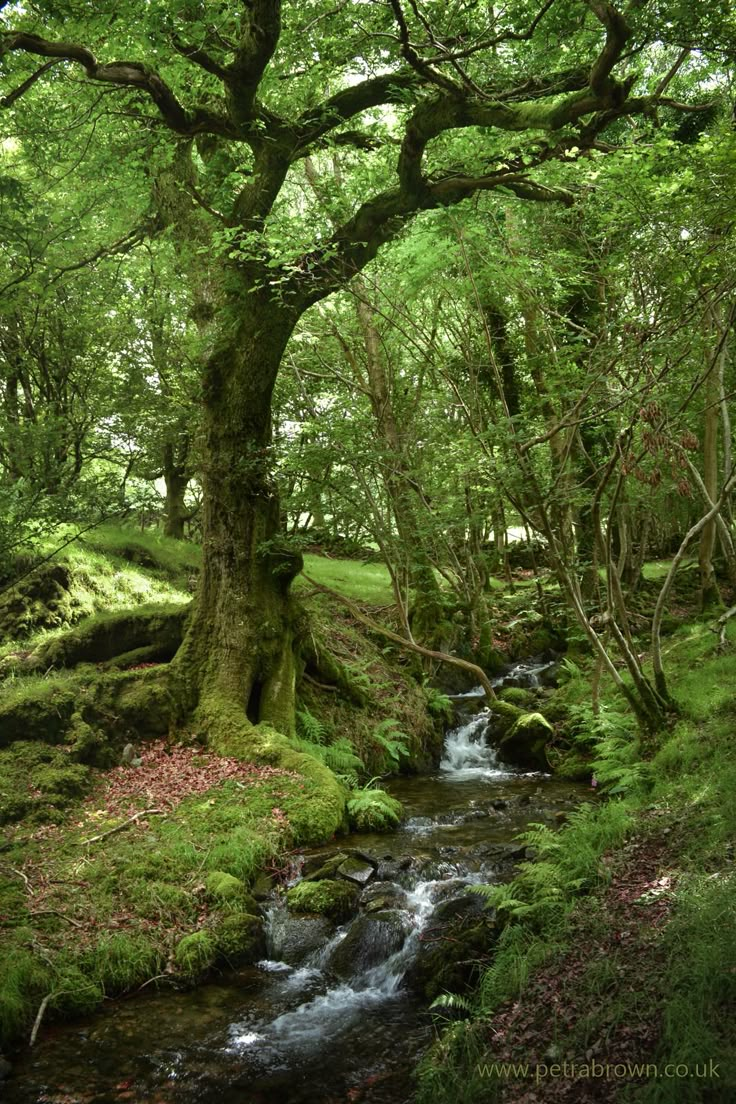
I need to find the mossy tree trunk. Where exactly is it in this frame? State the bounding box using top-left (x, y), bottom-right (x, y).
top-left (162, 439), bottom-right (191, 540)
top-left (173, 287), bottom-right (303, 735)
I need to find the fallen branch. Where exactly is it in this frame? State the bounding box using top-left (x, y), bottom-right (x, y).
top-left (29, 909), bottom-right (84, 928)
top-left (0, 864), bottom-right (33, 893)
top-left (29, 994), bottom-right (52, 1047)
top-left (303, 574), bottom-right (496, 701)
top-left (82, 808), bottom-right (165, 845)
top-left (713, 604), bottom-right (736, 650)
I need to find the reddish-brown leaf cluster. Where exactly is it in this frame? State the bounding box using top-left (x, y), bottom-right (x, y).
top-left (84, 741), bottom-right (300, 819)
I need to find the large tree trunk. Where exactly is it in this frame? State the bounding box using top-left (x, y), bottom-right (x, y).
top-left (173, 290), bottom-right (302, 737)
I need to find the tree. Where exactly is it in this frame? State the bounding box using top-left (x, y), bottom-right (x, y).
top-left (1, 0), bottom-right (714, 743)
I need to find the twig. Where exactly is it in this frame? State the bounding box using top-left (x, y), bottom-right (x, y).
top-left (713, 605), bottom-right (736, 650)
top-left (82, 808), bottom-right (164, 845)
top-left (29, 994), bottom-right (52, 1047)
top-left (29, 909), bottom-right (84, 928)
top-left (0, 864), bottom-right (34, 894)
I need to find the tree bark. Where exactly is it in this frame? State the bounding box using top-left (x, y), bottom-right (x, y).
top-left (173, 288), bottom-right (303, 735)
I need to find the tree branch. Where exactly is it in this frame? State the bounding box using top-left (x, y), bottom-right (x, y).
top-left (586, 1), bottom-right (631, 96)
top-left (1, 31), bottom-right (236, 137)
top-left (225, 0), bottom-right (282, 125)
top-left (0, 59), bottom-right (58, 107)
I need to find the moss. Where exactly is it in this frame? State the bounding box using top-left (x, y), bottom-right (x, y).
top-left (0, 674), bottom-right (80, 747)
top-left (286, 879), bottom-right (359, 921)
top-left (499, 711), bottom-right (553, 770)
top-left (0, 947), bottom-right (51, 1042)
top-left (29, 603), bottom-right (190, 671)
top-left (174, 930), bottom-right (217, 975)
top-left (113, 671), bottom-right (175, 737)
top-left (85, 933), bottom-right (161, 994)
top-left (499, 686), bottom-right (536, 708)
top-left (50, 965), bottom-right (104, 1016)
top-left (0, 561), bottom-right (74, 640)
top-left (215, 913), bottom-right (265, 963)
top-left (550, 750), bottom-right (593, 781)
top-left (0, 741), bottom-right (92, 824)
top-left (64, 712), bottom-right (115, 767)
top-left (206, 871), bottom-right (247, 903)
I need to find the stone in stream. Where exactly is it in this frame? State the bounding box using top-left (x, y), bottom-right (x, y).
top-left (361, 880), bottom-right (409, 913)
top-left (406, 892), bottom-right (500, 1001)
top-left (267, 911), bottom-right (335, 966)
top-left (336, 854), bottom-right (376, 885)
top-left (328, 909), bottom-right (413, 978)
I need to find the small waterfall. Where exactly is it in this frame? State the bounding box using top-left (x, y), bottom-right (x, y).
top-left (440, 710), bottom-right (503, 775)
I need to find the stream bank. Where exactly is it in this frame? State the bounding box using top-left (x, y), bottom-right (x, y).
top-left (4, 659), bottom-right (586, 1104)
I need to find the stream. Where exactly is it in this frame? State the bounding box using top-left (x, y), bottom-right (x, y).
top-left (5, 658), bottom-right (586, 1104)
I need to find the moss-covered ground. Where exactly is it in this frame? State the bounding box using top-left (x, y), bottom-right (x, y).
top-left (0, 526), bottom-right (445, 1053)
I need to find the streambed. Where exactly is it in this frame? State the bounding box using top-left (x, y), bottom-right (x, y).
top-left (6, 660), bottom-right (587, 1104)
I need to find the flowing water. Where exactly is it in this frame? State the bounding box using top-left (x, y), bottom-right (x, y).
top-left (5, 658), bottom-right (586, 1104)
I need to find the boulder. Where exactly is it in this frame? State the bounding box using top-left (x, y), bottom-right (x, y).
top-left (286, 879), bottom-right (359, 921)
top-left (266, 911), bottom-right (334, 966)
top-left (328, 909), bottom-right (412, 978)
top-left (498, 711), bottom-right (553, 770)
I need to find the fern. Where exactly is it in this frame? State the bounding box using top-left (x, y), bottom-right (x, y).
top-left (430, 993), bottom-right (475, 1017)
top-left (296, 708), bottom-right (329, 745)
top-left (346, 787), bottom-right (403, 831)
top-left (425, 687), bottom-right (454, 722)
top-left (371, 718), bottom-right (411, 770)
top-left (293, 733), bottom-right (364, 786)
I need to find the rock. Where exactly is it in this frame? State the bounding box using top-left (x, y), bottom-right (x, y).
top-left (499, 712), bottom-right (553, 770)
top-left (206, 871), bottom-right (246, 902)
top-left (286, 879), bottom-right (359, 921)
top-left (376, 856), bottom-right (412, 881)
top-left (491, 799), bottom-right (508, 811)
top-left (216, 912), bottom-right (266, 964)
top-left (267, 911), bottom-right (334, 966)
top-left (252, 872), bottom-right (275, 900)
top-left (337, 855), bottom-right (376, 885)
top-left (328, 909), bottom-right (412, 978)
top-left (175, 930), bottom-right (217, 975)
top-left (406, 905), bottom-right (500, 1000)
top-left (361, 881), bottom-right (409, 913)
top-left (431, 892), bottom-right (487, 925)
top-left (302, 851), bottom-right (349, 881)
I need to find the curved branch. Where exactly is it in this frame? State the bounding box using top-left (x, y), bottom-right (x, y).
top-left (586, 1), bottom-right (631, 95)
top-left (1, 31), bottom-right (236, 137)
top-left (303, 574), bottom-right (496, 702)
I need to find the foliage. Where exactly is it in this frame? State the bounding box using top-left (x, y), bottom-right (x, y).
top-left (346, 785), bottom-right (403, 832)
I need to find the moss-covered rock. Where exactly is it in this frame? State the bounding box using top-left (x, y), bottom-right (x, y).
top-left (0, 562), bottom-right (74, 641)
top-left (499, 711), bottom-right (553, 770)
top-left (499, 686), bottom-right (537, 708)
top-left (286, 879), bottom-right (359, 921)
top-left (174, 930), bottom-right (217, 975)
top-left (206, 871), bottom-right (246, 902)
top-left (215, 913), bottom-right (265, 963)
top-left (0, 675), bottom-right (79, 747)
top-left (65, 712), bottom-right (115, 767)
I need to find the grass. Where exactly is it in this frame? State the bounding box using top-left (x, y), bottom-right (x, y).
top-left (298, 552), bottom-right (397, 604)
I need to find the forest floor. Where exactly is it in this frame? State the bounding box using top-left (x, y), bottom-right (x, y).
top-left (1, 527), bottom-right (734, 1104)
